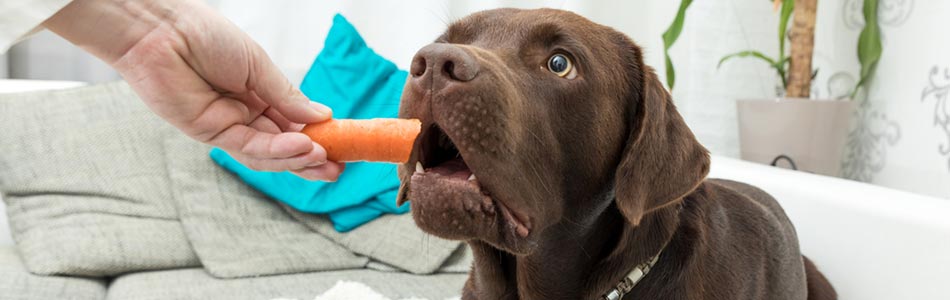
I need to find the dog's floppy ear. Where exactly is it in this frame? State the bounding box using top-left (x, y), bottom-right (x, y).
top-left (614, 58), bottom-right (710, 226)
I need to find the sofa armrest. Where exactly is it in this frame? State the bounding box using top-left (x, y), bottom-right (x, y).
top-left (708, 155), bottom-right (950, 300)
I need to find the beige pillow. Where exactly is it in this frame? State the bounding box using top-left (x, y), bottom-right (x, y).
top-left (0, 81), bottom-right (199, 276)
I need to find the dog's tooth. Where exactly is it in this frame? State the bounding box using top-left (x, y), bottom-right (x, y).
top-left (416, 162), bottom-right (424, 173)
top-left (468, 174), bottom-right (476, 181)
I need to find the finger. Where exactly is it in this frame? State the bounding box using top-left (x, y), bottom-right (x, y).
top-left (229, 143), bottom-right (329, 171)
top-left (262, 106), bottom-right (298, 132)
top-left (209, 123), bottom-right (321, 160)
top-left (248, 44), bottom-right (332, 124)
top-left (291, 161), bottom-right (346, 181)
top-left (233, 87), bottom-right (271, 124)
top-left (248, 113), bottom-right (283, 134)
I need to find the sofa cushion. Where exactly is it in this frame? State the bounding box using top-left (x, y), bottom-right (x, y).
top-left (0, 246), bottom-right (107, 300)
top-left (284, 208), bottom-right (465, 275)
top-left (0, 82), bottom-right (199, 276)
top-left (165, 135), bottom-right (369, 278)
top-left (106, 268), bottom-right (465, 300)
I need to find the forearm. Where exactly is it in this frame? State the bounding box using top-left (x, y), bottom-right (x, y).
top-left (41, 0), bottom-right (185, 64)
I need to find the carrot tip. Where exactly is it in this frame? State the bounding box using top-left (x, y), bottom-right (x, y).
top-left (301, 118), bottom-right (422, 163)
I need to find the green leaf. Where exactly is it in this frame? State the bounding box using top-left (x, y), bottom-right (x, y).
top-left (778, 56), bottom-right (790, 67)
top-left (778, 0), bottom-right (795, 58)
top-left (718, 50), bottom-right (779, 69)
top-left (717, 0), bottom-right (793, 90)
top-left (665, 55), bottom-right (676, 90)
top-left (719, 50), bottom-right (787, 88)
top-left (662, 0), bottom-right (693, 90)
top-left (852, 0), bottom-right (882, 98)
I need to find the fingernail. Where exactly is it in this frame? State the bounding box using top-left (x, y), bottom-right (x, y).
top-left (308, 142), bottom-right (329, 166)
top-left (292, 170), bottom-right (320, 181)
top-left (308, 101), bottom-right (332, 120)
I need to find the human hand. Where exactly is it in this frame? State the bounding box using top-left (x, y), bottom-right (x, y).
top-left (44, 0), bottom-right (343, 181)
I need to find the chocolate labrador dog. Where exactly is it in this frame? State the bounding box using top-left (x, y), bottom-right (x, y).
top-left (396, 8), bottom-right (836, 300)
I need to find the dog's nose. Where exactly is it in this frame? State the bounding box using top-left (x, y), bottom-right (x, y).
top-left (410, 43), bottom-right (479, 90)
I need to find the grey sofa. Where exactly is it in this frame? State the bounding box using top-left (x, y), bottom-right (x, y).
top-left (0, 81), bottom-right (469, 300)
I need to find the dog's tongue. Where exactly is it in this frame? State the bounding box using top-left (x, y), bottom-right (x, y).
top-left (426, 157), bottom-right (473, 180)
top-left (408, 157), bottom-right (486, 213)
top-left (400, 157), bottom-right (475, 207)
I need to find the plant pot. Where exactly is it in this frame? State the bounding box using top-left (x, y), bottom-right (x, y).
top-left (736, 98), bottom-right (854, 176)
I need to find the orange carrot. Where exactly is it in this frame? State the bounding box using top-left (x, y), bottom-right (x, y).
top-left (301, 118), bottom-right (422, 163)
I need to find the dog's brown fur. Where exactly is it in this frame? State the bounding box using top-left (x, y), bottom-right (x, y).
top-left (397, 8), bottom-right (836, 300)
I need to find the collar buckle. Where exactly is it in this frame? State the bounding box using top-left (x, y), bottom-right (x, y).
top-left (600, 251), bottom-right (662, 300)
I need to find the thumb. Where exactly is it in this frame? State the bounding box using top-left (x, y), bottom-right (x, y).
top-left (249, 45), bottom-right (332, 125)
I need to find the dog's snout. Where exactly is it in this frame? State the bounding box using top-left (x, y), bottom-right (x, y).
top-left (411, 44), bottom-right (479, 90)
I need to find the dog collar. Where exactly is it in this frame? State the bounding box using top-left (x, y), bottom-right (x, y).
top-left (600, 249), bottom-right (664, 300)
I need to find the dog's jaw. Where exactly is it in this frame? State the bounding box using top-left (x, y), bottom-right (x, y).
top-left (407, 166), bottom-right (530, 239)
top-left (399, 101), bottom-right (536, 253)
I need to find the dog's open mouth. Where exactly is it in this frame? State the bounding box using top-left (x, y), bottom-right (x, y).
top-left (403, 124), bottom-right (530, 239)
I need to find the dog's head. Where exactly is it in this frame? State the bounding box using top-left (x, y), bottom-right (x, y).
top-left (397, 8), bottom-right (709, 254)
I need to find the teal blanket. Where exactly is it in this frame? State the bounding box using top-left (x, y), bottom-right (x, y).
top-left (210, 14), bottom-right (410, 232)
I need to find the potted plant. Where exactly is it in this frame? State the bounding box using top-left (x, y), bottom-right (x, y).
top-left (664, 0), bottom-right (882, 176)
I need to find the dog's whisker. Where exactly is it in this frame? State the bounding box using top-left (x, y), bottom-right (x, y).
top-left (528, 168), bottom-right (548, 212)
top-left (516, 127), bottom-right (556, 214)
top-left (423, 1), bottom-right (451, 28)
top-left (560, 215), bottom-right (588, 229)
top-left (578, 244), bottom-right (592, 259)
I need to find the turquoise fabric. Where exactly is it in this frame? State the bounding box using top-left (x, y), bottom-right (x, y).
top-left (209, 14), bottom-right (409, 232)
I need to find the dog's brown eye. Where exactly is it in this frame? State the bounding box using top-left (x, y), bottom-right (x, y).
top-left (546, 54), bottom-right (575, 79)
